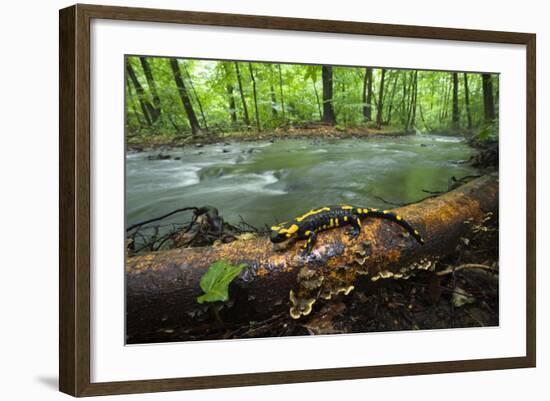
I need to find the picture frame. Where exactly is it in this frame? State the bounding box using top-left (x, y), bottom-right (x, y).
top-left (59, 3), bottom-right (536, 396)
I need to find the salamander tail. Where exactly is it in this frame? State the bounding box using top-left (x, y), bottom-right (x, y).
top-left (363, 208), bottom-right (424, 245)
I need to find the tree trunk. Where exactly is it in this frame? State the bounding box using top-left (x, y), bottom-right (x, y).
top-left (482, 73), bottom-right (496, 122)
top-left (418, 103), bottom-right (432, 132)
top-left (277, 64), bottom-right (286, 122)
top-left (227, 84), bottom-right (238, 126)
top-left (375, 68), bottom-right (386, 129)
top-left (248, 63), bottom-right (261, 131)
top-left (125, 76), bottom-right (146, 127)
top-left (362, 67), bottom-right (374, 122)
top-left (321, 66), bottom-right (336, 124)
top-left (463, 73), bottom-right (473, 129)
top-left (183, 64), bottom-right (209, 131)
top-left (384, 71), bottom-right (400, 125)
top-left (410, 71), bottom-right (418, 129)
top-left (126, 175), bottom-right (498, 343)
top-left (400, 72), bottom-right (410, 126)
top-left (440, 75), bottom-right (451, 123)
top-left (405, 72), bottom-right (414, 129)
top-left (452, 72), bottom-right (459, 130)
top-left (169, 59), bottom-right (201, 136)
top-left (126, 58), bottom-right (153, 127)
top-left (366, 68), bottom-right (373, 121)
top-left (270, 84), bottom-right (278, 120)
top-left (312, 80), bottom-right (322, 120)
top-left (405, 71), bottom-right (417, 132)
top-left (222, 63), bottom-right (238, 127)
top-left (138, 57), bottom-right (161, 123)
top-left (235, 62), bottom-right (250, 129)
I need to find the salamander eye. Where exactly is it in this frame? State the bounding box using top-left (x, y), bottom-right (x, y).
top-left (270, 229), bottom-right (287, 243)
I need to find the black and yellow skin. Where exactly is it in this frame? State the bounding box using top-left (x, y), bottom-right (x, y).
top-left (270, 205), bottom-right (424, 254)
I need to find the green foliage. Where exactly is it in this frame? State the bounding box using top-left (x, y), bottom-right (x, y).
top-left (477, 119), bottom-right (499, 141)
top-left (197, 260), bottom-right (248, 304)
top-left (303, 65), bottom-right (319, 82)
top-left (125, 55), bottom-right (500, 138)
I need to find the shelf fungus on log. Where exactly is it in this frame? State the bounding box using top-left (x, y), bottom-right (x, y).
top-left (126, 174), bottom-right (498, 343)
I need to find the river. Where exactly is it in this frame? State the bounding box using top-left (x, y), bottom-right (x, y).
top-left (126, 135), bottom-right (479, 230)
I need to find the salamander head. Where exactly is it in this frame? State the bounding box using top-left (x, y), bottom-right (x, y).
top-left (270, 221), bottom-right (299, 243)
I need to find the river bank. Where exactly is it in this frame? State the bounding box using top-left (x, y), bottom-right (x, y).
top-left (126, 124), bottom-right (419, 151)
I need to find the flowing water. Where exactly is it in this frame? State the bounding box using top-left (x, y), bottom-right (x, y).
top-left (126, 135), bottom-right (479, 230)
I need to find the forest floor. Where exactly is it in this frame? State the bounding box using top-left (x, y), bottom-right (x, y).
top-left (126, 123), bottom-right (412, 151)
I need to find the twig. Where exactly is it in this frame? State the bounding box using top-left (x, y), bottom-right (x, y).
top-left (237, 215), bottom-right (259, 232)
top-left (437, 263), bottom-right (497, 277)
top-left (422, 189), bottom-right (443, 195)
top-left (372, 195), bottom-right (406, 207)
top-left (126, 207), bottom-right (198, 232)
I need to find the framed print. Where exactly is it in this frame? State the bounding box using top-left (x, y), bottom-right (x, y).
top-left (59, 4), bottom-right (536, 396)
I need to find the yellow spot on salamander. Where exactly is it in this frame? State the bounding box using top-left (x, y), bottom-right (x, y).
top-left (344, 216), bottom-right (348, 222)
top-left (396, 215), bottom-right (402, 221)
top-left (271, 221), bottom-right (288, 231)
top-left (357, 218), bottom-right (362, 227)
top-left (279, 224), bottom-right (299, 236)
top-left (335, 218), bottom-right (339, 226)
top-left (305, 230), bottom-right (312, 236)
top-left (371, 208), bottom-right (378, 212)
top-left (329, 218), bottom-right (334, 227)
top-left (357, 208), bottom-right (363, 214)
top-left (288, 224), bottom-right (299, 233)
top-left (296, 207), bottom-right (331, 222)
top-left (383, 210), bottom-right (389, 214)
top-left (341, 205), bottom-right (353, 210)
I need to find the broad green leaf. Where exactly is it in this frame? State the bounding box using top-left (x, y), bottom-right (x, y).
top-left (478, 126), bottom-right (490, 141)
top-left (197, 260), bottom-right (247, 304)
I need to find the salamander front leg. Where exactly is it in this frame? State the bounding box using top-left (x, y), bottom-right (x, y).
top-left (301, 230), bottom-right (317, 255)
top-left (345, 216), bottom-right (362, 238)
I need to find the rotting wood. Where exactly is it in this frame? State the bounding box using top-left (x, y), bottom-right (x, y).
top-left (126, 174), bottom-right (498, 343)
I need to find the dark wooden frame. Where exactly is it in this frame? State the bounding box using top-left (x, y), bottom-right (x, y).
top-left (59, 3), bottom-right (536, 397)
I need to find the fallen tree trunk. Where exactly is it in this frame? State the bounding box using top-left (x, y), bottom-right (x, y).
top-left (126, 175), bottom-right (498, 343)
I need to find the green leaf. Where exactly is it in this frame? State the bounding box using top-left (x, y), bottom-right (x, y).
top-left (477, 119), bottom-right (498, 142)
top-left (478, 126), bottom-right (490, 141)
top-left (197, 260), bottom-right (247, 304)
top-left (303, 65), bottom-right (318, 82)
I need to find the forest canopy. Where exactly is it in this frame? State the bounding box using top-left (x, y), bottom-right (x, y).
top-left (125, 56), bottom-right (499, 140)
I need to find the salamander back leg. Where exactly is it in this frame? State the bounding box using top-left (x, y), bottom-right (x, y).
top-left (345, 216), bottom-right (361, 238)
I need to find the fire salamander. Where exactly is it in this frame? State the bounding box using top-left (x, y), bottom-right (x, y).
top-left (270, 205), bottom-right (424, 254)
